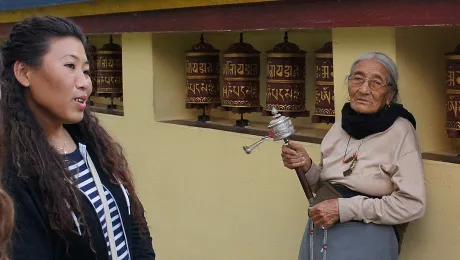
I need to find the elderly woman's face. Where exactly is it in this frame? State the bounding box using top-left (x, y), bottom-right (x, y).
top-left (348, 59), bottom-right (393, 114)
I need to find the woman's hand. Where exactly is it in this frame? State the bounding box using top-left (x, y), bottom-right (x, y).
top-left (309, 199), bottom-right (340, 229)
top-left (281, 140), bottom-right (312, 173)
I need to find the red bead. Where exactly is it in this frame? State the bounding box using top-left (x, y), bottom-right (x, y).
top-left (353, 152), bottom-right (357, 157)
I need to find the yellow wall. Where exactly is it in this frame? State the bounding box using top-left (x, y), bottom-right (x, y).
top-left (395, 26), bottom-right (460, 153)
top-left (89, 27), bottom-right (460, 260)
top-left (99, 33), bottom-right (324, 260)
top-left (0, 0), bottom-right (275, 23)
top-left (401, 160), bottom-right (460, 260)
top-left (332, 27), bottom-right (397, 119)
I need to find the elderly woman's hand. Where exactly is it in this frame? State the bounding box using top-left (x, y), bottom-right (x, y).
top-left (281, 141), bottom-right (312, 173)
top-left (309, 199), bottom-right (340, 229)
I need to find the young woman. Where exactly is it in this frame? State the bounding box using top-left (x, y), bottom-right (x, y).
top-left (0, 16), bottom-right (156, 259)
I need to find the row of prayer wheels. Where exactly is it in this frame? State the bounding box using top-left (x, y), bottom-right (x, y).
top-left (87, 35), bottom-right (123, 109)
top-left (83, 33), bottom-right (460, 139)
top-left (185, 32), bottom-right (335, 125)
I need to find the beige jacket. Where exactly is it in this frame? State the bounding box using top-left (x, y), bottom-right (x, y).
top-left (306, 118), bottom-right (426, 225)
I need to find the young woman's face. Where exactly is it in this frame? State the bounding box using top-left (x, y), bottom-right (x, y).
top-left (19, 36), bottom-right (92, 125)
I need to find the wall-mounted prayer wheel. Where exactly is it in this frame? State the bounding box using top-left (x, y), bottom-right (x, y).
top-left (86, 37), bottom-right (97, 106)
top-left (445, 45), bottom-right (460, 138)
top-left (312, 42), bottom-right (335, 124)
top-left (96, 35), bottom-right (122, 109)
top-left (263, 32), bottom-right (309, 118)
top-left (185, 34), bottom-right (221, 122)
top-left (221, 33), bottom-right (262, 127)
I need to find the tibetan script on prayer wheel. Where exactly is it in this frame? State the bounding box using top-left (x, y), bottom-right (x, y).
top-left (86, 38), bottom-right (98, 94)
top-left (312, 42), bottom-right (335, 124)
top-left (264, 32), bottom-right (308, 117)
top-left (95, 36), bottom-right (122, 98)
top-left (185, 35), bottom-right (221, 108)
top-left (222, 34), bottom-right (261, 108)
top-left (445, 45), bottom-right (460, 138)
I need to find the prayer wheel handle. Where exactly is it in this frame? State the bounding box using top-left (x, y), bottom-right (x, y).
top-left (242, 107), bottom-right (315, 202)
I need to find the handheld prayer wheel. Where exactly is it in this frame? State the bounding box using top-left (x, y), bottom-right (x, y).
top-left (445, 45), bottom-right (460, 138)
top-left (185, 34), bottom-right (221, 122)
top-left (264, 32), bottom-right (309, 118)
top-left (96, 35), bottom-right (122, 104)
top-left (222, 33), bottom-right (262, 127)
top-left (312, 42), bottom-right (335, 124)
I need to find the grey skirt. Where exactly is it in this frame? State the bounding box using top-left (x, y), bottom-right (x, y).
top-left (299, 219), bottom-right (398, 260)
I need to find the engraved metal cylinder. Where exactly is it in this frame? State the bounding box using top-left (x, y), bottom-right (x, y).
top-left (185, 36), bottom-right (221, 106)
top-left (312, 42), bottom-right (335, 123)
top-left (265, 33), bottom-right (307, 113)
top-left (268, 108), bottom-right (295, 141)
top-left (96, 35), bottom-right (122, 97)
top-left (87, 39), bottom-right (98, 94)
top-left (222, 34), bottom-right (261, 108)
top-left (446, 45), bottom-right (460, 138)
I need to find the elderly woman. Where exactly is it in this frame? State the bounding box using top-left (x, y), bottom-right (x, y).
top-left (281, 52), bottom-right (426, 260)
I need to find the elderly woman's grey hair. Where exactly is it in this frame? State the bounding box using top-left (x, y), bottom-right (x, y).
top-left (349, 52), bottom-right (399, 103)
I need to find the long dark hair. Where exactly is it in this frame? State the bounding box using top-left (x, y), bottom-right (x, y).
top-left (0, 52), bottom-right (14, 260)
top-left (0, 16), bottom-right (144, 243)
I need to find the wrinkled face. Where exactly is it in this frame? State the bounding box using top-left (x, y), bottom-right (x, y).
top-left (348, 59), bottom-right (393, 114)
top-left (15, 36), bottom-right (92, 125)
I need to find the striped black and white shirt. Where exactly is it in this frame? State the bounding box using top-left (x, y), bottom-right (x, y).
top-left (65, 146), bottom-right (131, 260)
